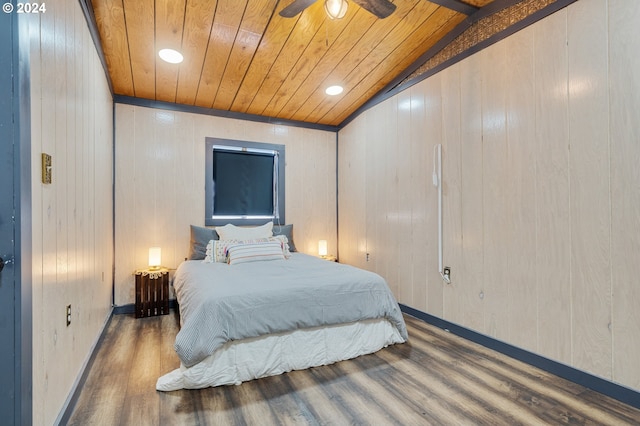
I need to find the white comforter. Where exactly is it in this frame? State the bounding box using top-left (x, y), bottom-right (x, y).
top-left (172, 253), bottom-right (408, 368)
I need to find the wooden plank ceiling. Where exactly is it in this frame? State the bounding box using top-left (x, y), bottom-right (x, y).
top-left (91, 0), bottom-right (495, 126)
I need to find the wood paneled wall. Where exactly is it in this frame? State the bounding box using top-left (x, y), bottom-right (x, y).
top-left (114, 106), bottom-right (337, 306)
top-left (28, 1), bottom-right (115, 424)
top-left (338, 0), bottom-right (640, 392)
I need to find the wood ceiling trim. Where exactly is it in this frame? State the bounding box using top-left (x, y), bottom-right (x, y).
top-left (155, 0), bottom-right (186, 103)
top-left (91, 0), bottom-right (133, 95)
top-left (114, 94), bottom-right (340, 132)
top-left (123, 0), bottom-right (156, 99)
top-left (212, 0), bottom-right (278, 111)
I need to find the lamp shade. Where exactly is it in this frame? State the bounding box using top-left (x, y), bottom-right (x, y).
top-left (318, 240), bottom-right (328, 257)
top-left (324, 0), bottom-right (348, 19)
top-left (149, 247), bottom-right (162, 268)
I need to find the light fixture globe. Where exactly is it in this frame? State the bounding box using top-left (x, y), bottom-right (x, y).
top-left (324, 0), bottom-right (348, 20)
top-left (158, 48), bottom-right (184, 64)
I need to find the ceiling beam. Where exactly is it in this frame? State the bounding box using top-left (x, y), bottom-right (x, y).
top-left (427, 0), bottom-right (479, 16)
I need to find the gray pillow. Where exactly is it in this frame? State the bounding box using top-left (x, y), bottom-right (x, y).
top-left (188, 225), bottom-right (219, 260)
top-left (272, 224), bottom-right (296, 252)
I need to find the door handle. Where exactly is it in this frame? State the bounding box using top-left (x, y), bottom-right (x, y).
top-left (0, 257), bottom-right (12, 272)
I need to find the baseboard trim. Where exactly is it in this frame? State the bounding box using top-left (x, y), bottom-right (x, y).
top-left (55, 307), bottom-right (114, 426)
top-left (113, 299), bottom-right (178, 315)
top-left (399, 304), bottom-right (640, 410)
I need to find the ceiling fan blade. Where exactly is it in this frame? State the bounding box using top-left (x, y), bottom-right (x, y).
top-left (279, 0), bottom-right (319, 18)
top-left (351, 0), bottom-right (396, 19)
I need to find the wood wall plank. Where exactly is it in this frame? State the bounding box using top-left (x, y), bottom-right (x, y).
top-left (504, 27), bottom-right (537, 352)
top-left (481, 39), bottom-right (509, 339)
top-left (567, 0), bottom-right (612, 379)
top-left (441, 62), bottom-right (463, 324)
top-left (408, 86), bottom-right (429, 312)
top-left (396, 90), bottom-right (414, 304)
top-left (458, 51), bottom-right (484, 333)
top-left (533, 9), bottom-right (572, 365)
top-left (423, 74), bottom-right (443, 317)
top-left (609, 0), bottom-right (640, 391)
top-left (338, 121), bottom-right (367, 268)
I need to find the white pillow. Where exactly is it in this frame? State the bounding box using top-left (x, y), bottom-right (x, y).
top-left (227, 241), bottom-right (285, 265)
top-left (215, 222), bottom-right (273, 241)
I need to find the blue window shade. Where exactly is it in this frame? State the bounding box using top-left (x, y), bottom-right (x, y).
top-left (205, 138), bottom-right (285, 226)
top-left (212, 150), bottom-right (274, 216)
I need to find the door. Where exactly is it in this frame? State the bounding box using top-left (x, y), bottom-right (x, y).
top-left (0, 10), bottom-right (31, 424)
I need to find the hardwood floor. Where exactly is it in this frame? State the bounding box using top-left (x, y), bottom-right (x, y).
top-left (67, 312), bottom-right (640, 425)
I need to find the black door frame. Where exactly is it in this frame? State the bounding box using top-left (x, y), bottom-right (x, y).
top-left (0, 10), bottom-right (32, 424)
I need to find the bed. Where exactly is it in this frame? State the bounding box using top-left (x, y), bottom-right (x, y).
top-left (156, 224), bottom-right (408, 391)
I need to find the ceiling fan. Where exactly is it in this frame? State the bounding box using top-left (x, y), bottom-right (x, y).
top-left (279, 0), bottom-right (397, 20)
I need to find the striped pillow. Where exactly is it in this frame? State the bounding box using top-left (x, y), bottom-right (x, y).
top-left (204, 236), bottom-right (291, 263)
top-left (227, 241), bottom-right (285, 265)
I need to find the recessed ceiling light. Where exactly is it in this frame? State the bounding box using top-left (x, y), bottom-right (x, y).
top-left (325, 85), bottom-right (344, 96)
top-left (158, 48), bottom-right (183, 64)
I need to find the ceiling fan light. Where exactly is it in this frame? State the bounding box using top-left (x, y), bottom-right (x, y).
top-left (324, 0), bottom-right (348, 20)
top-left (158, 48), bottom-right (183, 64)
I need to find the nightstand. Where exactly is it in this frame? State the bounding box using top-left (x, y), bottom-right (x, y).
top-left (134, 268), bottom-right (170, 318)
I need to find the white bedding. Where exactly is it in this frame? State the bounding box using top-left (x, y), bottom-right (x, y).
top-left (157, 253), bottom-right (407, 391)
top-left (157, 318), bottom-right (404, 391)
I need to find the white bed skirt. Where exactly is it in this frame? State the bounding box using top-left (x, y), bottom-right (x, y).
top-left (157, 318), bottom-right (405, 391)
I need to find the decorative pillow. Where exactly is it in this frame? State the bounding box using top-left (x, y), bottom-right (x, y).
top-left (188, 225), bottom-right (219, 260)
top-left (227, 241), bottom-right (285, 265)
top-left (203, 239), bottom-right (244, 263)
top-left (272, 224), bottom-right (296, 252)
top-left (270, 235), bottom-right (291, 258)
top-left (215, 222), bottom-right (273, 241)
top-left (203, 236), bottom-right (291, 263)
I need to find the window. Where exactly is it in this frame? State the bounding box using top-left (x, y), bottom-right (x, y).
top-left (205, 138), bottom-right (285, 226)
